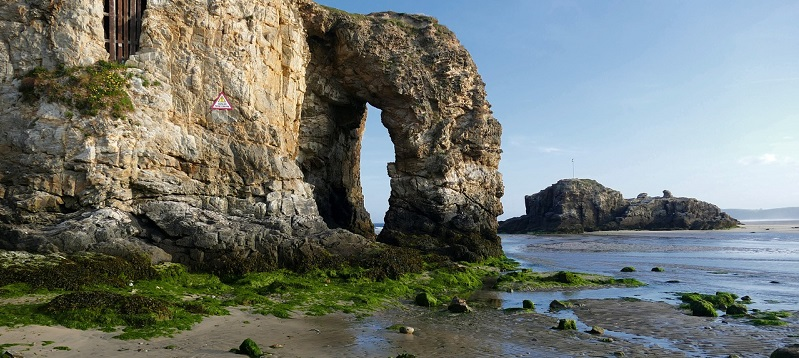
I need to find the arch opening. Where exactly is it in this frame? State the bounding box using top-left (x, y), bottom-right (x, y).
top-left (359, 104), bottom-right (393, 231)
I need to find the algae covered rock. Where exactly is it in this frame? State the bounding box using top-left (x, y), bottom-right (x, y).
top-left (726, 304), bottom-right (748, 315)
top-left (415, 292), bottom-right (438, 307)
top-left (651, 267), bottom-right (665, 272)
top-left (549, 300), bottom-right (573, 310)
top-left (689, 300), bottom-right (718, 317)
top-left (620, 267), bottom-right (636, 273)
top-left (556, 319), bottom-right (577, 330)
top-left (236, 338), bottom-right (262, 358)
top-left (522, 299), bottom-right (535, 309)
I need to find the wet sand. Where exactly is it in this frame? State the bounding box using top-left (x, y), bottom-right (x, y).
top-left (1, 298), bottom-right (796, 357)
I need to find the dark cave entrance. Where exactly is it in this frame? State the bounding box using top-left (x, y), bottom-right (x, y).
top-left (103, 0), bottom-right (147, 61)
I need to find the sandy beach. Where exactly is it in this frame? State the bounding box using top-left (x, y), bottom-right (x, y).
top-left (2, 297), bottom-right (797, 357)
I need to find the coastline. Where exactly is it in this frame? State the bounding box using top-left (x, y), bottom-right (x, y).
top-left (581, 220), bottom-right (799, 236)
top-left (3, 225), bottom-right (798, 357)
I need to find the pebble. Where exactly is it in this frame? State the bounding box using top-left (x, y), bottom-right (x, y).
top-left (399, 326), bottom-right (415, 334)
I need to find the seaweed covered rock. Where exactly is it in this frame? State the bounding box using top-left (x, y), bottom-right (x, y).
top-left (556, 319), bottom-right (577, 330)
top-left (41, 291), bottom-right (172, 328)
top-left (689, 300), bottom-right (718, 317)
top-left (726, 304), bottom-right (748, 315)
top-left (499, 179), bottom-right (739, 233)
top-left (549, 300), bottom-right (573, 310)
top-left (236, 338), bottom-right (263, 358)
top-left (522, 299), bottom-right (534, 309)
top-left (415, 292), bottom-right (438, 307)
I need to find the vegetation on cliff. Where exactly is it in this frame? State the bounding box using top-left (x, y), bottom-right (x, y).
top-left (19, 61), bottom-right (134, 118)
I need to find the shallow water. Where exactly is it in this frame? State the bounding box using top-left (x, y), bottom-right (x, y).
top-left (499, 225), bottom-right (799, 312)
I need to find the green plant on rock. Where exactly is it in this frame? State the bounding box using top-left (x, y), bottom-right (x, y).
top-left (496, 269), bottom-right (645, 292)
top-left (556, 318), bottom-right (577, 330)
top-left (688, 299), bottom-right (718, 317)
top-left (750, 311), bottom-right (791, 326)
top-left (19, 61), bottom-right (134, 118)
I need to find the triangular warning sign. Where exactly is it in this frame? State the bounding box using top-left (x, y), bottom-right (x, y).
top-left (211, 91), bottom-right (233, 110)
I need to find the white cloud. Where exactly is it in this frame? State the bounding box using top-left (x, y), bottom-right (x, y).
top-left (738, 153), bottom-right (795, 166)
top-left (538, 146), bottom-right (562, 153)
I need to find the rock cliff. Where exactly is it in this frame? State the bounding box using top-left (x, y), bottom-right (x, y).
top-left (499, 179), bottom-right (738, 233)
top-left (0, 0), bottom-right (503, 271)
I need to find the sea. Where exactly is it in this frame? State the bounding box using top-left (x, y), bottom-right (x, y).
top-left (498, 220), bottom-right (799, 312)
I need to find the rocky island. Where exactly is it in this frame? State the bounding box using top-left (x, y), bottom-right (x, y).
top-left (499, 178), bottom-right (739, 233)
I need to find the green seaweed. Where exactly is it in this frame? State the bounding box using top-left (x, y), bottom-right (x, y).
top-left (750, 311), bottom-right (792, 326)
top-left (0, 255), bottom-right (507, 340)
top-left (495, 270), bottom-right (645, 292)
top-left (556, 318), bottom-right (577, 330)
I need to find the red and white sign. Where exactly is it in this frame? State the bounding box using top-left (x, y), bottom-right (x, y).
top-left (210, 91), bottom-right (233, 110)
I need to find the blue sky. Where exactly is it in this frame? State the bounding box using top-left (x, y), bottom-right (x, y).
top-left (314, 0), bottom-right (799, 220)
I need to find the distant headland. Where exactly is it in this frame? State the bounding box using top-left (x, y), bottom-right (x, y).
top-left (499, 178), bottom-right (739, 234)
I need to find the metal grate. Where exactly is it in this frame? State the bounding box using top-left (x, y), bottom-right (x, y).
top-left (104, 0), bottom-right (146, 61)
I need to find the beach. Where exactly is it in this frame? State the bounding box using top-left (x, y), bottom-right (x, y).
top-left (2, 223), bottom-right (797, 357)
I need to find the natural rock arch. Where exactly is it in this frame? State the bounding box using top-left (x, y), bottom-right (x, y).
top-left (298, 6), bottom-right (504, 260)
top-left (0, 0), bottom-right (503, 269)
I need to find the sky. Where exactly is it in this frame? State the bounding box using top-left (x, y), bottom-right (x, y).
top-left (314, 0), bottom-right (799, 220)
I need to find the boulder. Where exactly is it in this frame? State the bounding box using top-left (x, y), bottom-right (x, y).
top-left (236, 338), bottom-right (262, 358)
top-left (556, 319), bottom-right (577, 330)
top-left (447, 296), bottom-right (472, 313)
top-left (588, 326), bottom-right (605, 335)
top-left (771, 344), bottom-right (799, 358)
top-left (414, 292), bottom-right (438, 307)
top-left (549, 300), bottom-right (572, 310)
top-left (726, 304), bottom-right (747, 315)
top-left (522, 299), bottom-right (534, 309)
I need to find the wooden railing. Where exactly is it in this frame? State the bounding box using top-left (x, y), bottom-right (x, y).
top-left (104, 0), bottom-right (145, 61)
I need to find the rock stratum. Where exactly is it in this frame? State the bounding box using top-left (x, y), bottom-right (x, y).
top-left (0, 0), bottom-right (503, 272)
top-left (499, 179), bottom-right (738, 233)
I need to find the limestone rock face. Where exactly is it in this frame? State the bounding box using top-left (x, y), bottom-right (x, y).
top-left (0, 0), bottom-right (503, 268)
top-left (499, 179), bottom-right (738, 233)
top-left (298, 4), bottom-right (504, 260)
